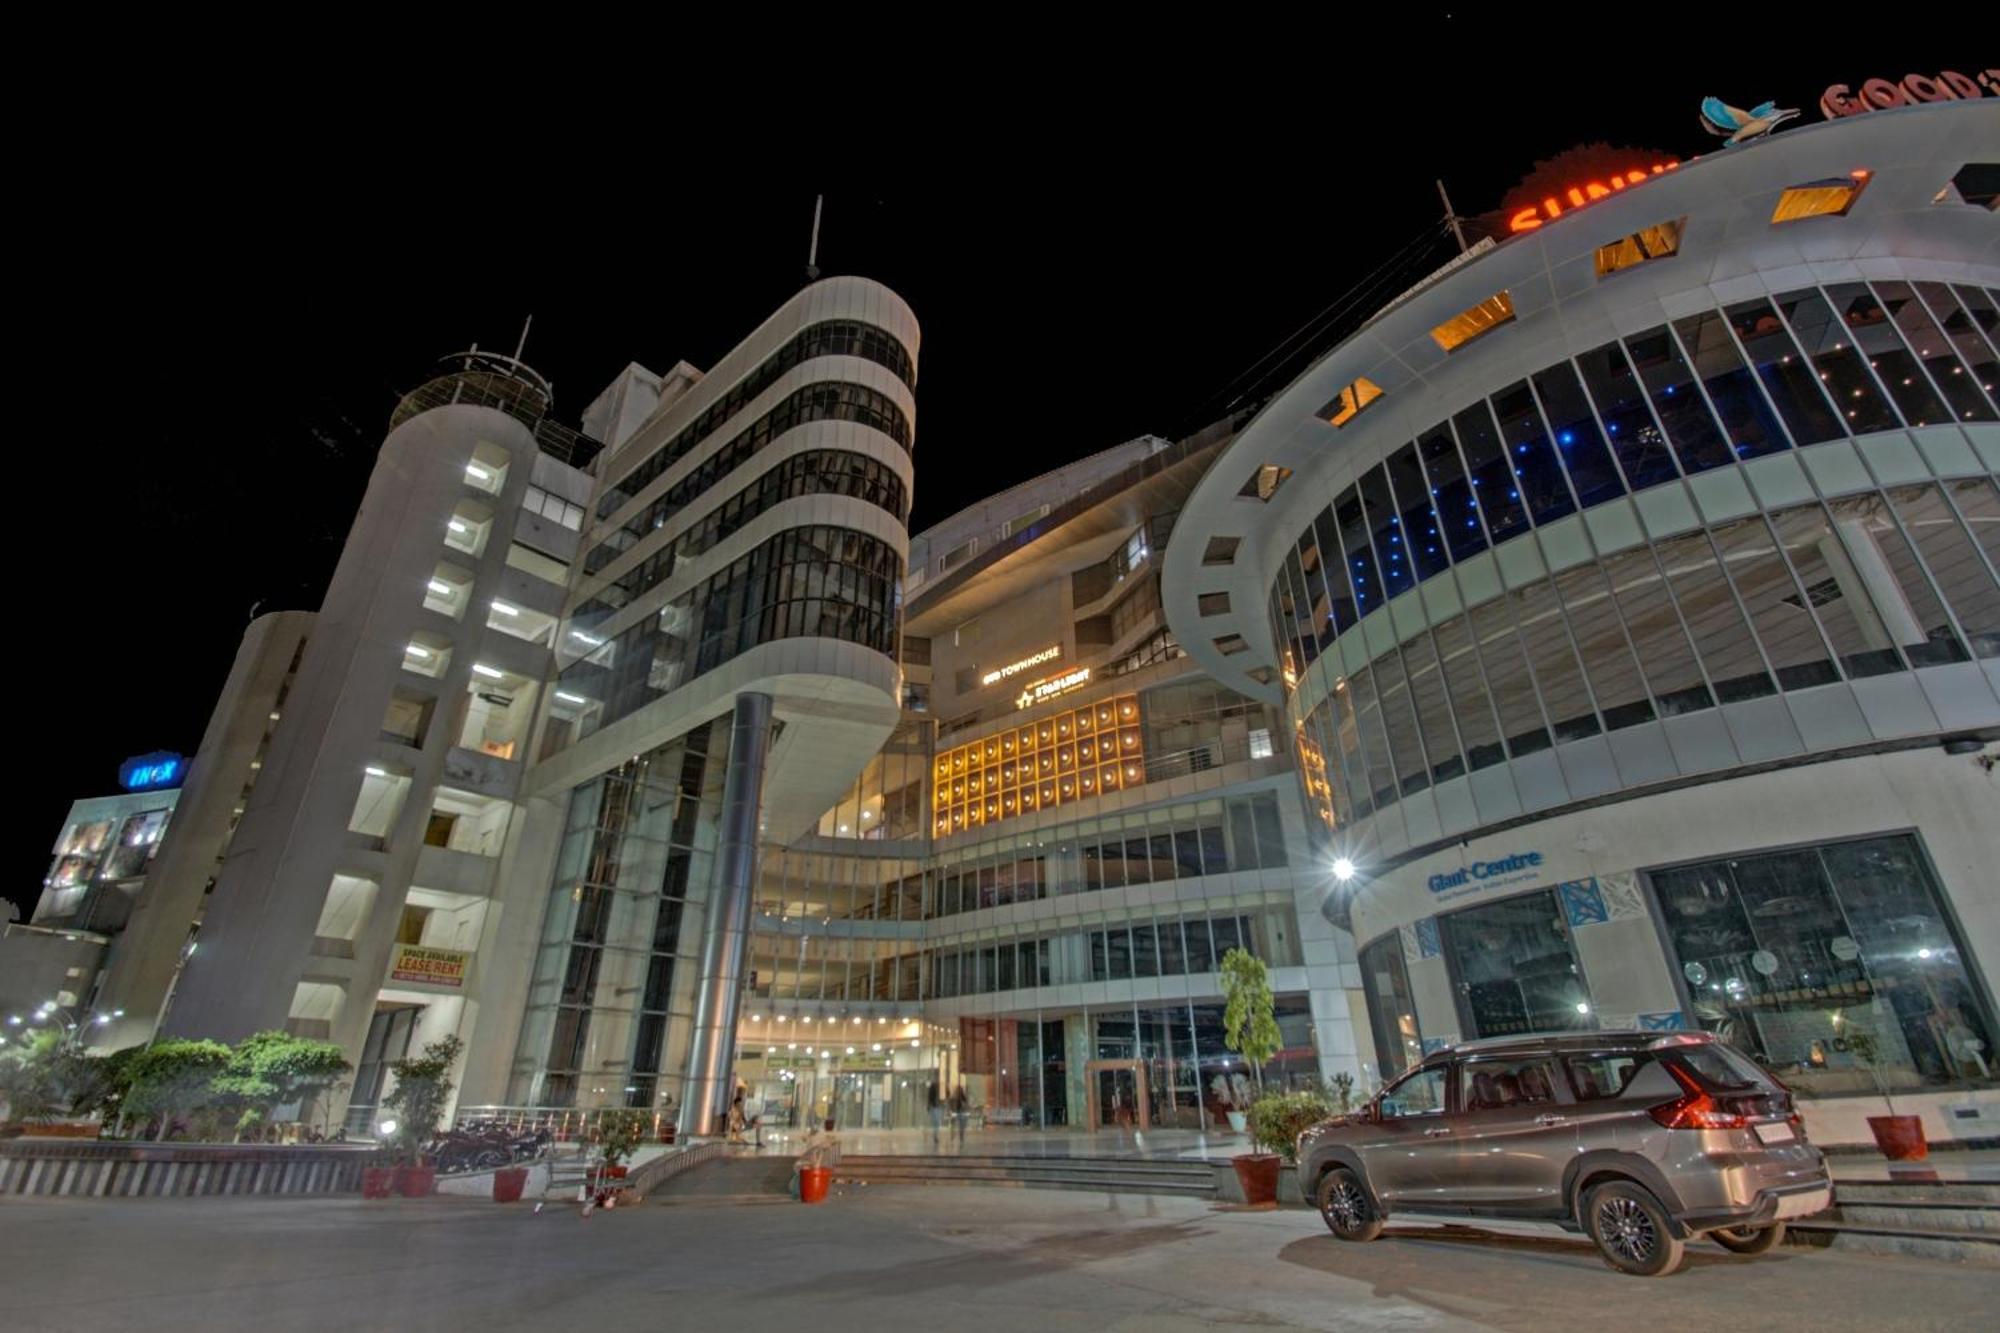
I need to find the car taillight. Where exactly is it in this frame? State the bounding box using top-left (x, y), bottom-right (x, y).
top-left (1649, 1061), bottom-right (1749, 1130)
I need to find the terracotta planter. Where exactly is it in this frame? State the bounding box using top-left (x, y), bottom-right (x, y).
top-left (800, 1165), bottom-right (833, 1204)
top-left (1233, 1152), bottom-right (1281, 1206)
top-left (602, 1164), bottom-right (629, 1180)
top-left (492, 1167), bottom-right (529, 1203)
top-left (1866, 1114), bottom-right (1928, 1161)
top-left (395, 1165), bottom-right (437, 1197)
top-left (362, 1167), bottom-right (397, 1199)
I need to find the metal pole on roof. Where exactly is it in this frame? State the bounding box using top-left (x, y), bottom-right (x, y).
top-left (513, 316), bottom-right (533, 362)
top-left (806, 194), bottom-right (823, 281)
top-left (1437, 179), bottom-right (1468, 254)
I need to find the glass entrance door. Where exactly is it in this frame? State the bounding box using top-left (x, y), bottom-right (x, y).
top-left (1440, 889), bottom-right (1593, 1038)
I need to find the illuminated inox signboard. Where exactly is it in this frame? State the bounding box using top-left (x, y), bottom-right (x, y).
top-left (1821, 68), bottom-right (1998, 119)
top-left (119, 751), bottom-right (187, 792)
top-left (1015, 666), bottom-right (1091, 710)
top-left (981, 644), bottom-right (1061, 687)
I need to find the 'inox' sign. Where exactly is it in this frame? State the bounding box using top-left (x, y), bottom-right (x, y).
top-left (1428, 851), bottom-right (1544, 894)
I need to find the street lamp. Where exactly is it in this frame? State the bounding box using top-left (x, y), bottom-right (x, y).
top-left (1332, 857), bottom-right (1357, 883)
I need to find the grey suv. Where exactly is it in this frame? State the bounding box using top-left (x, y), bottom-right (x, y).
top-left (1296, 1031), bottom-right (1830, 1276)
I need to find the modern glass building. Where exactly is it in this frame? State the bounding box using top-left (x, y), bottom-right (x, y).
top-left (1165, 101), bottom-right (2000, 1144)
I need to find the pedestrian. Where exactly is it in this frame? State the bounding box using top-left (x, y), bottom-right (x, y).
top-left (728, 1088), bottom-right (749, 1145)
top-left (949, 1084), bottom-right (969, 1149)
top-left (926, 1077), bottom-right (942, 1146)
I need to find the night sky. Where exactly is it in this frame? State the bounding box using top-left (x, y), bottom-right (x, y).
top-left (16, 32), bottom-right (1967, 919)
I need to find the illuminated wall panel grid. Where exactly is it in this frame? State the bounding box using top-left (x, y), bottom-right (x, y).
top-left (933, 694), bottom-right (1142, 835)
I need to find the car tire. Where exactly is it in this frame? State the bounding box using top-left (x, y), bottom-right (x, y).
top-left (1584, 1181), bottom-right (1685, 1277)
top-left (1317, 1167), bottom-right (1383, 1242)
top-left (1710, 1222), bottom-right (1785, 1255)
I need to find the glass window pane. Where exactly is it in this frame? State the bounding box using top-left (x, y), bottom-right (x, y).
top-left (1529, 362), bottom-right (1625, 507)
top-left (1492, 379), bottom-right (1576, 525)
top-left (1551, 562), bottom-right (1655, 730)
top-left (1653, 527), bottom-right (1785, 695)
top-left (1399, 632), bottom-right (1465, 783)
top-left (1825, 493), bottom-right (1969, 666)
top-left (1432, 614), bottom-right (1507, 771)
top-left (1442, 888), bottom-right (1591, 1037)
top-left (1468, 596), bottom-right (1549, 757)
top-left (1575, 341), bottom-right (1679, 490)
top-left (1346, 663), bottom-right (1400, 810)
top-left (1184, 917), bottom-right (1214, 974)
top-left (1773, 288), bottom-right (1899, 434)
top-left (1624, 325), bottom-right (1734, 474)
top-left (1763, 504), bottom-right (1906, 679)
top-left (1157, 918), bottom-right (1186, 975)
top-left (1827, 283), bottom-right (1951, 428)
top-left (1599, 545), bottom-right (1712, 716)
top-left (1416, 420), bottom-right (1488, 564)
top-left (1132, 922), bottom-right (1159, 979)
top-left (1452, 400), bottom-right (1530, 543)
top-left (1513, 580), bottom-right (1601, 741)
top-left (1371, 648), bottom-right (1432, 796)
top-left (1313, 508), bottom-right (1358, 637)
top-left (1726, 298), bottom-right (1843, 445)
top-left (1708, 516), bottom-right (1827, 693)
top-left (1333, 486), bottom-right (1385, 621)
top-left (1672, 311), bottom-right (1788, 461)
top-left (1360, 466), bottom-right (1413, 599)
top-left (1876, 281), bottom-right (1996, 423)
top-left (1885, 483), bottom-right (2000, 658)
top-left (1918, 282), bottom-right (1999, 408)
top-left (1386, 442), bottom-right (1450, 580)
top-left (1358, 932), bottom-right (1422, 1080)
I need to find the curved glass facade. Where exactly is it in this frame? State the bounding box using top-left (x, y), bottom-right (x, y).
top-left (585, 382), bottom-right (912, 576)
top-left (1269, 282), bottom-right (2000, 674)
top-left (1294, 480), bottom-right (1999, 824)
top-left (595, 318), bottom-right (916, 520)
top-left (577, 450), bottom-right (907, 622)
top-left (553, 526), bottom-right (902, 744)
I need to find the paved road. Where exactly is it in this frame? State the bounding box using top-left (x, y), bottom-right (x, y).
top-left (3, 1186), bottom-right (1989, 1331)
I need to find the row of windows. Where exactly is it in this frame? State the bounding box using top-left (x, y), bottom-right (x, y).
top-left (579, 451), bottom-right (906, 627)
top-left (596, 319), bottom-right (915, 521)
top-left (929, 791), bottom-right (1291, 918)
top-left (584, 380), bottom-right (912, 580)
top-left (523, 485), bottom-right (586, 531)
top-left (1296, 482), bottom-right (2000, 826)
top-left (554, 525), bottom-right (903, 745)
top-left (1270, 282), bottom-right (2000, 668)
top-left (929, 910), bottom-right (1293, 999)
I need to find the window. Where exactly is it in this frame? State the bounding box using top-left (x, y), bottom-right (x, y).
top-left (1197, 591), bottom-right (1231, 617)
top-left (1565, 1053), bottom-right (1650, 1101)
top-left (1771, 171), bottom-right (1871, 223)
top-left (1461, 1058), bottom-right (1560, 1111)
top-left (1247, 728), bottom-right (1273, 759)
top-left (1319, 376), bottom-right (1383, 429)
top-left (1377, 1066), bottom-right (1447, 1118)
top-left (1359, 933), bottom-right (1422, 1080)
top-left (1440, 889), bottom-right (1592, 1038)
top-left (1202, 537), bottom-right (1240, 566)
top-left (1213, 634), bottom-right (1248, 656)
top-left (1238, 464), bottom-right (1292, 502)
top-left (1945, 163), bottom-right (2000, 211)
top-left (1430, 290), bottom-right (1515, 352)
top-left (1594, 219), bottom-right (1684, 278)
top-left (1648, 833), bottom-right (1997, 1097)
top-left (522, 485), bottom-right (585, 530)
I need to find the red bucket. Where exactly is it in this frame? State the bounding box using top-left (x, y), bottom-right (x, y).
top-left (362, 1167), bottom-right (396, 1200)
top-left (800, 1166), bottom-right (833, 1204)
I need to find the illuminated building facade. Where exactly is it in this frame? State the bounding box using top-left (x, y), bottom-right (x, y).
top-left (1165, 102), bottom-right (2000, 1144)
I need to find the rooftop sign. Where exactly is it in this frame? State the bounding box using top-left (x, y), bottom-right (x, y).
top-left (119, 751), bottom-right (186, 792)
top-left (1820, 69), bottom-right (1998, 118)
top-left (1506, 161), bottom-right (1679, 233)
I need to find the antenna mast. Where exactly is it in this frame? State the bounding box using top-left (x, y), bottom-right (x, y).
top-left (1437, 179), bottom-right (1469, 254)
top-left (805, 194), bottom-right (823, 280)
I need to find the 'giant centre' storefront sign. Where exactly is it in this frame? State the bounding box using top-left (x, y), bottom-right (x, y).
top-left (1428, 851), bottom-right (1545, 895)
top-left (982, 644), bottom-right (1060, 687)
top-left (1016, 666), bottom-right (1090, 710)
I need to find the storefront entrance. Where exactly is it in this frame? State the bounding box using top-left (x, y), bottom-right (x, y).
top-left (1439, 889), bottom-right (1593, 1039)
top-left (1084, 1059), bottom-right (1149, 1131)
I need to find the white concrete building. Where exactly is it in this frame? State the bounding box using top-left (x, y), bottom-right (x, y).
top-left (1164, 101), bottom-right (2000, 1145)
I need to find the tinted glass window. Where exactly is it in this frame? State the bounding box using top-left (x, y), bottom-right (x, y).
top-left (1462, 1057), bottom-right (1561, 1110)
top-left (1828, 283), bottom-right (1950, 428)
top-left (1575, 342), bottom-right (1679, 489)
top-left (1625, 326), bottom-right (1734, 474)
top-left (1379, 1066), bottom-right (1448, 1118)
top-left (1386, 442), bottom-right (1450, 580)
top-left (1452, 400), bottom-right (1530, 542)
top-left (1565, 1053), bottom-right (1651, 1101)
top-left (1727, 299), bottom-right (1842, 446)
top-left (1492, 379), bottom-right (1576, 525)
top-left (1360, 466), bottom-right (1413, 598)
top-left (1334, 486), bottom-right (1384, 620)
top-left (1775, 288), bottom-right (1899, 434)
top-left (1673, 312), bottom-right (1788, 461)
top-left (1416, 421), bottom-right (1487, 564)
top-left (1530, 363), bottom-right (1625, 507)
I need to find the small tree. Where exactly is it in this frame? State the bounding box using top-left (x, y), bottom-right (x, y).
top-left (1220, 947), bottom-right (1282, 1092)
top-left (380, 1035), bottom-right (463, 1166)
top-left (212, 1031), bottom-right (352, 1141)
top-left (124, 1039), bottom-right (233, 1140)
top-left (595, 1108), bottom-right (650, 1169)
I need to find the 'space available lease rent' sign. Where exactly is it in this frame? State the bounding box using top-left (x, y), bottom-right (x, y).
top-left (388, 944), bottom-right (471, 990)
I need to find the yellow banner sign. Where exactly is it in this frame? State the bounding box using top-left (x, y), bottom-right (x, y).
top-left (388, 944), bottom-right (471, 990)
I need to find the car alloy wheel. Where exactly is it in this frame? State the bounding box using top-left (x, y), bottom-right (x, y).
top-left (1324, 1178), bottom-right (1366, 1230)
top-left (1597, 1195), bottom-right (1659, 1264)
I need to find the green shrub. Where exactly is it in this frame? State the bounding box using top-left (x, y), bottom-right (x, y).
top-left (1247, 1088), bottom-right (1335, 1163)
top-left (595, 1108), bottom-right (650, 1168)
top-left (381, 1035), bottom-right (463, 1165)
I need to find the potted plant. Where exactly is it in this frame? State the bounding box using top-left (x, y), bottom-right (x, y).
top-left (591, 1108), bottom-right (649, 1207)
top-left (1847, 1027), bottom-right (1926, 1161)
top-left (380, 1035), bottom-right (463, 1196)
top-left (1248, 1086), bottom-right (1336, 1204)
top-left (1220, 947), bottom-right (1284, 1204)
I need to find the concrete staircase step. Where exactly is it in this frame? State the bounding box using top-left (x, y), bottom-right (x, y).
top-left (835, 1171), bottom-right (1216, 1197)
top-left (1833, 1178), bottom-right (2000, 1205)
top-left (1829, 1202), bottom-right (1997, 1233)
top-left (1785, 1218), bottom-right (2000, 1266)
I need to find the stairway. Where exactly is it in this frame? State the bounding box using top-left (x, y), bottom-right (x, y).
top-left (834, 1153), bottom-right (1218, 1198)
top-left (1786, 1174), bottom-right (1999, 1265)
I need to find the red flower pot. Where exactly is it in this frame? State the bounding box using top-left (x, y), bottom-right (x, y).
top-left (1233, 1153), bottom-right (1281, 1206)
top-left (362, 1167), bottom-right (396, 1200)
top-left (492, 1167), bottom-right (529, 1204)
top-left (800, 1166), bottom-right (833, 1204)
top-left (395, 1165), bottom-right (437, 1197)
top-left (1866, 1114), bottom-right (1928, 1161)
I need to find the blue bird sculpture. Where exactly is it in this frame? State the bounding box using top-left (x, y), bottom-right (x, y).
top-left (1699, 97), bottom-right (1800, 146)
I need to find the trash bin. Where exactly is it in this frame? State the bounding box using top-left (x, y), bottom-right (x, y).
top-left (799, 1166), bottom-right (832, 1204)
top-left (493, 1166), bottom-right (529, 1203)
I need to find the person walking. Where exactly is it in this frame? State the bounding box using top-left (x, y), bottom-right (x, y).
top-left (727, 1088), bottom-right (749, 1145)
top-left (949, 1084), bottom-right (969, 1150)
top-left (926, 1077), bottom-right (942, 1147)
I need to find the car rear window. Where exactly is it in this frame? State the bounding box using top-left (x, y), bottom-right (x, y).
top-left (1564, 1053), bottom-right (1652, 1101)
top-left (1671, 1043), bottom-right (1773, 1092)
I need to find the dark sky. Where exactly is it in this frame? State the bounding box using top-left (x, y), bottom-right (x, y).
top-left (15, 31), bottom-right (1966, 918)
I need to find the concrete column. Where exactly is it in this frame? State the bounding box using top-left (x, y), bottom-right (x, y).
top-left (678, 693), bottom-right (772, 1140)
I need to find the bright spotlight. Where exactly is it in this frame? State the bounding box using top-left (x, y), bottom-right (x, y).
top-left (1332, 857), bottom-right (1356, 882)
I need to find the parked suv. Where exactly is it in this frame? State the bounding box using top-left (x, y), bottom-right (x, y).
top-left (1296, 1031), bottom-right (1830, 1276)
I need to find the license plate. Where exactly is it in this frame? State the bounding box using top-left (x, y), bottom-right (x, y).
top-left (1754, 1121), bottom-right (1796, 1145)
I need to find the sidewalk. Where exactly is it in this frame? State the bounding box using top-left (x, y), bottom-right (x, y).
top-left (727, 1123), bottom-right (1251, 1162)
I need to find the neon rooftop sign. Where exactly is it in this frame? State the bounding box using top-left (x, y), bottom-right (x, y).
top-left (1508, 161), bottom-right (1680, 232)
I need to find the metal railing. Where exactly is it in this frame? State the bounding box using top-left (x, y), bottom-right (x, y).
top-left (391, 372), bottom-right (605, 471)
